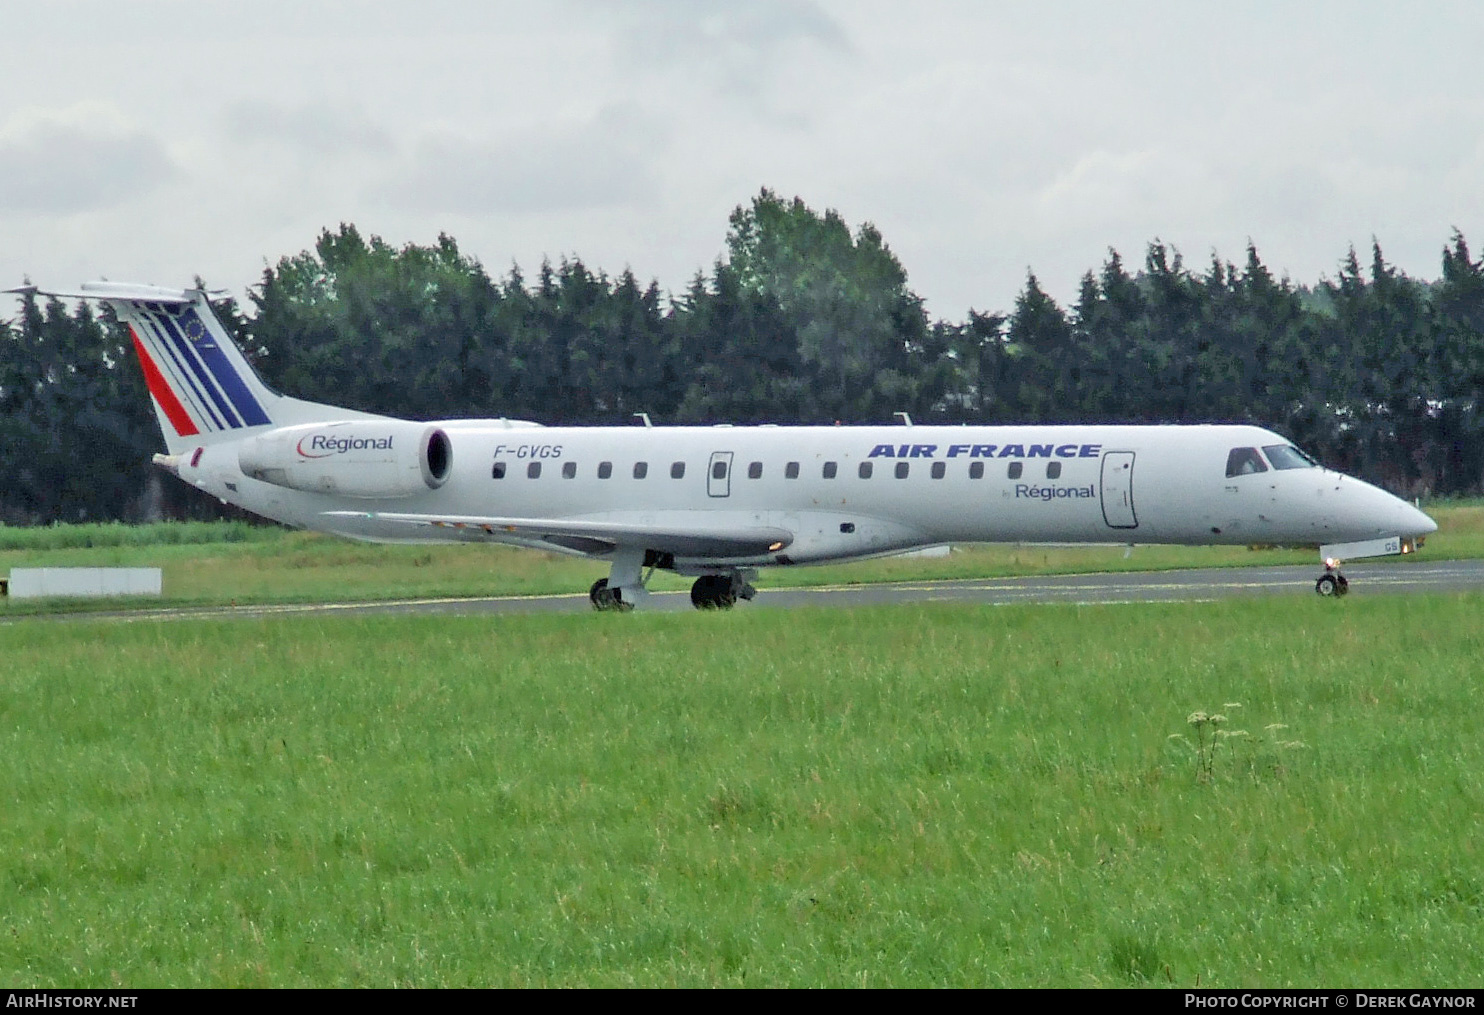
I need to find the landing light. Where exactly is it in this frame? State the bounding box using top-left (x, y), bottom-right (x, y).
top-left (768, 541), bottom-right (784, 552)
top-left (1323, 557), bottom-right (1339, 569)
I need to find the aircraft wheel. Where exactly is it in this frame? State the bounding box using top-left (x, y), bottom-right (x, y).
top-left (690, 575), bottom-right (736, 610)
top-left (590, 577), bottom-right (618, 611)
top-left (690, 576), bottom-right (719, 609)
top-left (1336, 574), bottom-right (1349, 596)
top-left (1315, 573), bottom-right (1339, 597)
top-left (591, 579), bottom-right (636, 612)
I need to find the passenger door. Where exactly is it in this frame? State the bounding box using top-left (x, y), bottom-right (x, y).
top-left (1100, 451), bottom-right (1138, 528)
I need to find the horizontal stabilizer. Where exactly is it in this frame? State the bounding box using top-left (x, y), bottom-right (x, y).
top-left (4, 282), bottom-right (209, 304)
top-left (323, 511), bottom-right (794, 558)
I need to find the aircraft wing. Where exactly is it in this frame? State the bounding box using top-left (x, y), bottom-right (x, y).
top-left (323, 511), bottom-right (793, 558)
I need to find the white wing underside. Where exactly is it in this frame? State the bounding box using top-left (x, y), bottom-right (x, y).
top-left (323, 511), bottom-right (793, 558)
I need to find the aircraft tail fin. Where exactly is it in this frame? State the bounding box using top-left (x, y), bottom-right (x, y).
top-left (8, 282), bottom-right (382, 456)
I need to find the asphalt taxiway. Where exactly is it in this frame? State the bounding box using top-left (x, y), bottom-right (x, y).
top-left (26, 558), bottom-right (1484, 624)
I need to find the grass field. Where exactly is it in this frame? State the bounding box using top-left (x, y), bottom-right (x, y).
top-left (3, 596), bottom-right (1482, 987)
top-left (1, 499), bottom-right (1480, 613)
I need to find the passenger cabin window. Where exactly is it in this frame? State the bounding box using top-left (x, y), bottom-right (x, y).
top-left (823, 461), bottom-right (838, 479)
top-left (598, 461), bottom-right (612, 479)
top-left (969, 461), bottom-right (984, 479)
top-left (492, 461), bottom-right (506, 480)
top-left (748, 461), bottom-right (762, 479)
top-left (895, 462), bottom-right (909, 479)
top-left (1226, 447), bottom-right (1268, 477)
top-left (1263, 445), bottom-right (1318, 470)
top-left (1046, 461), bottom-right (1062, 479)
top-left (785, 461), bottom-right (800, 479)
top-left (562, 461), bottom-right (577, 479)
top-left (671, 461), bottom-right (686, 479)
top-left (931, 462), bottom-right (945, 479)
top-left (527, 462), bottom-right (542, 479)
top-left (1007, 462), bottom-right (1023, 479)
top-left (712, 460), bottom-right (727, 480)
top-left (858, 461), bottom-right (873, 479)
top-left (633, 462), bottom-right (648, 479)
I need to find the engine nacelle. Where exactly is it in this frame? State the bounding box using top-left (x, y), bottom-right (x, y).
top-left (237, 421), bottom-right (452, 498)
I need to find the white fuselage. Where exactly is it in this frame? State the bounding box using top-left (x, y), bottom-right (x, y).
top-left (17, 281), bottom-right (1435, 606)
top-left (181, 421), bottom-right (1436, 570)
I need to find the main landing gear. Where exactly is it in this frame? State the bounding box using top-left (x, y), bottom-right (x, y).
top-left (589, 547), bottom-right (759, 612)
top-left (1315, 561), bottom-right (1350, 597)
top-left (591, 547), bottom-right (648, 612)
top-left (589, 570), bottom-right (758, 611)
top-left (589, 577), bottom-right (634, 612)
top-left (689, 572), bottom-right (756, 610)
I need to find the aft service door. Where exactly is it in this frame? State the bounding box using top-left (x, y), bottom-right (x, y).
top-left (1100, 451), bottom-right (1138, 529)
top-left (708, 451), bottom-right (733, 498)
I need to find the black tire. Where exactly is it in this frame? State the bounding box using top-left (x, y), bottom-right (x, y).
top-left (591, 578), bottom-right (636, 612)
top-left (691, 575), bottom-right (737, 610)
top-left (1336, 575), bottom-right (1350, 596)
top-left (590, 577), bottom-right (615, 610)
top-left (690, 575), bottom-right (719, 609)
top-left (1315, 574), bottom-right (1339, 597)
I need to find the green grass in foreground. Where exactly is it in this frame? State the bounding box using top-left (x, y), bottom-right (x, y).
top-left (1, 500), bottom-right (1480, 611)
top-left (3, 597), bottom-right (1482, 986)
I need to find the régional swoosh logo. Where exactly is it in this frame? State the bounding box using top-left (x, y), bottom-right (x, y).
top-left (296, 435), bottom-right (333, 459)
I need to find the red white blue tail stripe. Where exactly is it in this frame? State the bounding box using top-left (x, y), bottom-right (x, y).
top-left (124, 300), bottom-right (271, 436)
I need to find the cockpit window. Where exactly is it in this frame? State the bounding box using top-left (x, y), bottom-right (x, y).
top-left (1262, 445), bottom-right (1318, 470)
top-left (1226, 447), bottom-right (1268, 477)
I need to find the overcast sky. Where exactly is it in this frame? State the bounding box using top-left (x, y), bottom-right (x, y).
top-left (3, 1), bottom-right (1482, 320)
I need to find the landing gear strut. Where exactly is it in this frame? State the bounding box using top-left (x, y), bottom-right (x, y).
top-left (1315, 562), bottom-right (1350, 597)
top-left (690, 572), bottom-right (757, 610)
top-left (588, 548), bottom-right (654, 611)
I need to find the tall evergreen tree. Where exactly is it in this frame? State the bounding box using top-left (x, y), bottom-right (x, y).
top-left (725, 189), bottom-right (930, 421)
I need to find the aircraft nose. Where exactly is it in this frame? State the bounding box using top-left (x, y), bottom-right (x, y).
top-left (1383, 489), bottom-right (1437, 537)
top-left (1345, 480), bottom-right (1439, 539)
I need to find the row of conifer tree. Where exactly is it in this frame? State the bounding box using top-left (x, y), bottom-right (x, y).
top-left (3, 190), bottom-right (1482, 523)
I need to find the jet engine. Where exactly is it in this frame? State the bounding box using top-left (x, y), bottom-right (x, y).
top-left (237, 421), bottom-right (452, 498)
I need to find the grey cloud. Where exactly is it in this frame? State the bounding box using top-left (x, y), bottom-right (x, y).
top-left (223, 101), bottom-right (394, 158)
top-left (0, 119), bottom-right (176, 214)
top-left (592, 0), bottom-right (848, 97)
top-left (624, 0), bottom-right (848, 56)
top-left (383, 108), bottom-right (664, 215)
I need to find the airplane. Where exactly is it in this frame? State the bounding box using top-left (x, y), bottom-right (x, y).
top-left (8, 281), bottom-right (1438, 608)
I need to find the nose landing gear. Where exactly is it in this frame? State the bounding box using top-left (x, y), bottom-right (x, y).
top-left (1315, 560), bottom-right (1350, 597)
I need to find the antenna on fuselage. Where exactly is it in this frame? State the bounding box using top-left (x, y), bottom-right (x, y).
top-left (894, 412), bottom-right (913, 426)
top-left (633, 413), bottom-right (652, 428)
